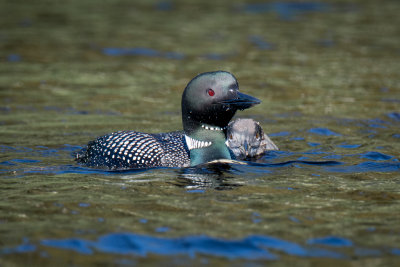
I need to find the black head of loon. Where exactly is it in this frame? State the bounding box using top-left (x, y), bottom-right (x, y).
top-left (182, 71), bottom-right (260, 134)
top-left (181, 71), bottom-right (261, 165)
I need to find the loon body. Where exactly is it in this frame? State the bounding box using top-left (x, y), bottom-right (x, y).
top-left (76, 71), bottom-right (260, 170)
top-left (226, 118), bottom-right (278, 160)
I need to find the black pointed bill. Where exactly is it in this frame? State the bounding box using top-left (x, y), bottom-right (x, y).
top-left (219, 91), bottom-right (261, 110)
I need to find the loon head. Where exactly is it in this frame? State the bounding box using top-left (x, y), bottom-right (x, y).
top-left (181, 71), bottom-right (261, 166)
top-left (227, 118), bottom-right (279, 159)
top-left (181, 71), bottom-right (261, 135)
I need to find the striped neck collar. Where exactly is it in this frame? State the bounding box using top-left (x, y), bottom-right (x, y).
top-left (184, 135), bottom-right (212, 150)
top-left (201, 124), bottom-right (226, 131)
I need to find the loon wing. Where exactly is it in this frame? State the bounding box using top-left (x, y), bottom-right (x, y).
top-left (75, 131), bottom-right (190, 170)
top-left (75, 131), bottom-right (166, 170)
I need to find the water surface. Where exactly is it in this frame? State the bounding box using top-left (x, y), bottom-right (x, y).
top-left (1, 0), bottom-right (399, 265)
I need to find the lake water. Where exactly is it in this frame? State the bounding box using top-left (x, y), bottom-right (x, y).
top-left (1, 0), bottom-right (399, 265)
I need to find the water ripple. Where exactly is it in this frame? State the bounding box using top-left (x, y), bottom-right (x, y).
top-left (102, 47), bottom-right (185, 60)
top-left (308, 128), bottom-right (341, 136)
top-left (240, 2), bottom-right (329, 20)
top-left (2, 233), bottom-right (397, 260)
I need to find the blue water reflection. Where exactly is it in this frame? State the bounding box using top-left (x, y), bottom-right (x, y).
top-left (241, 2), bottom-right (329, 20)
top-left (2, 232), bottom-right (397, 260)
top-left (102, 47), bottom-right (185, 60)
top-left (248, 35), bottom-right (274, 50)
top-left (360, 151), bottom-right (393, 161)
top-left (7, 54), bottom-right (21, 62)
top-left (308, 128), bottom-right (341, 136)
top-left (307, 236), bottom-right (353, 247)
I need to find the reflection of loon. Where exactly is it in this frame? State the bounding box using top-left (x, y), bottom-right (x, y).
top-left (176, 163), bottom-right (242, 190)
top-left (226, 118), bottom-right (278, 160)
top-left (75, 71), bottom-right (261, 170)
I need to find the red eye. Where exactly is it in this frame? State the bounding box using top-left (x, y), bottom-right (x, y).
top-left (207, 88), bottom-right (215, 96)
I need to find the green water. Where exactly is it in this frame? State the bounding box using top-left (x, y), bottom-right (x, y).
top-left (1, 0), bottom-right (400, 265)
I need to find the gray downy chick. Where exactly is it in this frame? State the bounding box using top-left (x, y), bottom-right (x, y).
top-left (226, 118), bottom-right (278, 160)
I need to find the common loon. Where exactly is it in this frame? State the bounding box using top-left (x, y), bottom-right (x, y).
top-left (75, 71), bottom-right (261, 170)
top-left (226, 118), bottom-right (278, 160)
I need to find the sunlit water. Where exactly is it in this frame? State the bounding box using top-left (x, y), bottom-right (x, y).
top-left (1, 0), bottom-right (400, 266)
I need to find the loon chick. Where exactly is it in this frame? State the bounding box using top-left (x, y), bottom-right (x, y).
top-left (75, 71), bottom-right (261, 170)
top-left (226, 118), bottom-right (278, 160)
